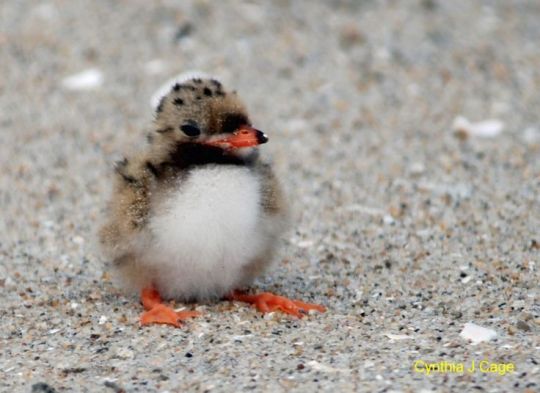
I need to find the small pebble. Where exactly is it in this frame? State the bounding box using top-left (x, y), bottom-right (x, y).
top-left (517, 320), bottom-right (531, 332)
top-left (31, 383), bottom-right (57, 393)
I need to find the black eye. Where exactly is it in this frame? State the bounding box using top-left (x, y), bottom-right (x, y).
top-left (180, 122), bottom-right (201, 137)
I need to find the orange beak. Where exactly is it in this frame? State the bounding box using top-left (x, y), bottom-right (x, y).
top-left (205, 126), bottom-right (268, 149)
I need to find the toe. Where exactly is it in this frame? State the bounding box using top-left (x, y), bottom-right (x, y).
top-left (140, 305), bottom-right (200, 327)
top-left (141, 304), bottom-right (182, 327)
top-left (229, 290), bottom-right (326, 318)
top-left (176, 310), bottom-right (201, 319)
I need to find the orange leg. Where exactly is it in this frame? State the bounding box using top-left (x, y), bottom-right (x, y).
top-left (140, 287), bottom-right (200, 328)
top-left (228, 290), bottom-right (326, 318)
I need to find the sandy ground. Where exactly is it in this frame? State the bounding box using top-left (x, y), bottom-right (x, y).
top-left (1, 1), bottom-right (539, 392)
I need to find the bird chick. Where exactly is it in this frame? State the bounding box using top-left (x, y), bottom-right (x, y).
top-left (99, 77), bottom-right (325, 327)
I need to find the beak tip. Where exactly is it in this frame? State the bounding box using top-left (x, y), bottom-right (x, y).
top-left (256, 130), bottom-right (269, 144)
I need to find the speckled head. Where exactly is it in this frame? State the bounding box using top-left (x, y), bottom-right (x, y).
top-left (153, 78), bottom-right (267, 150)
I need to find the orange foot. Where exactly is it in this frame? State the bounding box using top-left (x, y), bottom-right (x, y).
top-left (140, 287), bottom-right (200, 328)
top-left (228, 290), bottom-right (326, 318)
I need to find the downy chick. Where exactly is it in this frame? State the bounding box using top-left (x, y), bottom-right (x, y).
top-left (99, 77), bottom-right (325, 327)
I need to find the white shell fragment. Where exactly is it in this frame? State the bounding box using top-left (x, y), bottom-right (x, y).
top-left (453, 116), bottom-right (504, 138)
top-left (61, 69), bottom-right (103, 90)
top-left (459, 322), bottom-right (497, 345)
top-left (384, 333), bottom-right (413, 341)
top-left (150, 70), bottom-right (213, 110)
top-left (296, 240), bottom-right (314, 248)
top-left (306, 361), bottom-right (344, 373)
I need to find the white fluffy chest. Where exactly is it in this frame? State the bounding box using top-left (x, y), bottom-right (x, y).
top-left (146, 165), bottom-right (264, 299)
